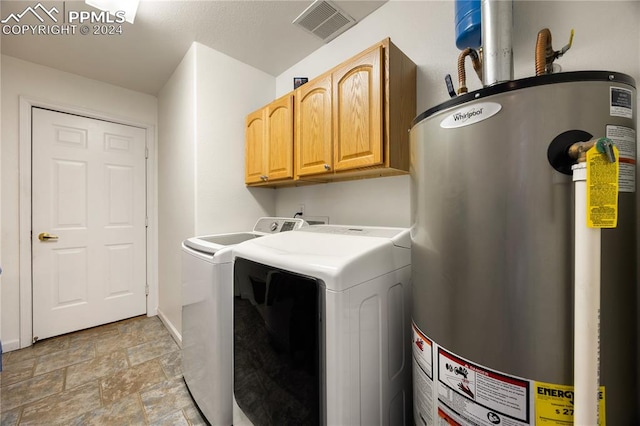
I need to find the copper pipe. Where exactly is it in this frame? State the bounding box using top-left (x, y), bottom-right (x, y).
top-left (535, 28), bottom-right (554, 76)
top-left (457, 48), bottom-right (483, 95)
top-left (536, 28), bottom-right (574, 76)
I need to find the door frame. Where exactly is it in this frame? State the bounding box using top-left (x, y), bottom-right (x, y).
top-left (18, 96), bottom-right (158, 349)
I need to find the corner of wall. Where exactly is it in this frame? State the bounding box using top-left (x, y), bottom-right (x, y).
top-left (192, 43), bottom-right (276, 235)
top-left (156, 45), bottom-right (199, 336)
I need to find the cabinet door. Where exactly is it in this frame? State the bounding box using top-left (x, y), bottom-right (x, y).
top-left (332, 45), bottom-right (383, 171)
top-left (266, 95), bottom-right (294, 181)
top-left (245, 109), bottom-right (266, 184)
top-left (296, 74), bottom-right (333, 177)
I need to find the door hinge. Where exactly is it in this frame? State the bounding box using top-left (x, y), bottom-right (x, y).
top-left (145, 284), bottom-right (149, 296)
top-left (145, 147), bottom-right (149, 159)
top-left (145, 216), bottom-right (149, 228)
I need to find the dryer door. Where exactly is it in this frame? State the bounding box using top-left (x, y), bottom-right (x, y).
top-left (234, 257), bottom-right (323, 426)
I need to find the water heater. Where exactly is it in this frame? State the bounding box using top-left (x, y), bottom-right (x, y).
top-left (410, 71), bottom-right (637, 425)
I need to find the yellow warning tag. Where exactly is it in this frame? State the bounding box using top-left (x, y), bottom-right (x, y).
top-left (534, 382), bottom-right (606, 425)
top-left (586, 145), bottom-right (619, 228)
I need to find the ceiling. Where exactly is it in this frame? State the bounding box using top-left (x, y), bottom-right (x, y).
top-left (0, 0), bottom-right (386, 95)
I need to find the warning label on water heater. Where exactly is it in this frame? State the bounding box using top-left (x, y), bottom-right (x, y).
top-left (411, 322), bottom-right (608, 426)
top-left (586, 145), bottom-right (619, 228)
top-left (412, 324), bottom-right (435, 425)
top-left (437, 349), bottom-right (530, 425)
top-left (606, 125), bottom-right (636, 193)
top-left (412, 322), bottom-right (531, 426)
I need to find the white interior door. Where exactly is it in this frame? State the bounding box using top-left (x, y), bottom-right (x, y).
top-left (32, 108), bottom-right (147, 341)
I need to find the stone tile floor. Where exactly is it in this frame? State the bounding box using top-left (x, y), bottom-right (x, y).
top-left (0, 315), bottom-right (207, 425)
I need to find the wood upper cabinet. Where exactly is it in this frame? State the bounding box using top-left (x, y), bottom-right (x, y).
top-left (245, 109), bottom-right (266, 184)
top-left (294, 38), bottom-right (415, 180)
top-left (295, 74), bottom-right (332, 177)
top-left (246, 38), bottom-right (416, 186)
top-left (332, 44), bottom-right (383, 172)
top-left (245, 94), bottom-right (294, 185)
top-left (266, 95), bottom-right (294, 181)
top-left (295, 46), bottom-right (383, 178)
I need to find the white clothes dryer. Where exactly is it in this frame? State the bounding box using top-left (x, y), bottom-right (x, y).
top-left (181, 217), bottom-right (306, 425)
top-left (232, 225), bottom-right (412, 426)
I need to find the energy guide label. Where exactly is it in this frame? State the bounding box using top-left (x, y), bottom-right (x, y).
top-left (535, 382), bottom-right (606, 425)
top-left (606, 125), bottom-right (636, 193)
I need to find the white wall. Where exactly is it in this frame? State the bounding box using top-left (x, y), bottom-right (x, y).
top-left (275, 176), bottom-right (410, 227)
top-left (157, 42), bottom-right (275, 338)
top-left (157, 45), bottom-right (198, 339)
top-left (274, 1), bottom-right (640, 227)
top-left (194, 43), bottom-right (275, 235)
top-left (1, 55), bottom-right (158, 349)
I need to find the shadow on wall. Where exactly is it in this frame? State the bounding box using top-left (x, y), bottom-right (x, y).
top-left (274, 175), bottom-right (411, 228)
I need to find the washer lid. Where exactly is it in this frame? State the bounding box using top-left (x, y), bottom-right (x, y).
top-left (182, 217), bottom-right (307, 255)
top-left (183, 232), bottom-right (259, 255)
top-left (232, 225), bottom-right (411, 291)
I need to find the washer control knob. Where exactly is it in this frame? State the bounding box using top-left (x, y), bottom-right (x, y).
top-left (270, 222), bottom-right (278, 232)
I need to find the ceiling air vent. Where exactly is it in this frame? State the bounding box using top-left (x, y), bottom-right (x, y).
top-left (293, 0), bottom-right (356, 43)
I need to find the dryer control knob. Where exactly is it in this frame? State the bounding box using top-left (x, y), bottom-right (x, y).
top-left (270, 222), bottom-right (278, 232)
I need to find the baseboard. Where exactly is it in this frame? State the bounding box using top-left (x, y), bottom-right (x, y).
top-left (2, 339), bottom-right (21, 353)
top-left (147, 304), bottom-right (158, 317)
top-left (156, 308), bottom-right (182, 348)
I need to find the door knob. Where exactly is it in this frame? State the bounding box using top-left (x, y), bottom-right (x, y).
top-left (38, 232), bottom-right (59, 242)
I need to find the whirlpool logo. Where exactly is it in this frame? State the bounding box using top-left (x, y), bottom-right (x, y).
top-left (453, 108), bottom-right (484, 122)
top-left (440, 102), bottom-right (502, 129)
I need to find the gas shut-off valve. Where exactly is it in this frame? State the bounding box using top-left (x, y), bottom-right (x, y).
top-left (547, 130), bottom-right (618, 175)
top-left (568, 137), bottom-right (616, 164)
top-left (535, 28), bottom-right (574, 76)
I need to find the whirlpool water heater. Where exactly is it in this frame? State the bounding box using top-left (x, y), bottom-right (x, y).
top-left (410, 72), bottom-right (637, 425)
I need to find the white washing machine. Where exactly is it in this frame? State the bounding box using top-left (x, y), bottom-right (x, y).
top-left (232, 225), bottom-right (412, 426)
top-left (181, 217), bottom-right (306, 425)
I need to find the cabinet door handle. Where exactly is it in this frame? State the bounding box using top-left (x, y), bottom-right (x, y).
top-left (324, 164), bottom-right (331, 171)
top-left (260, 175), bottom-right (268, 181)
